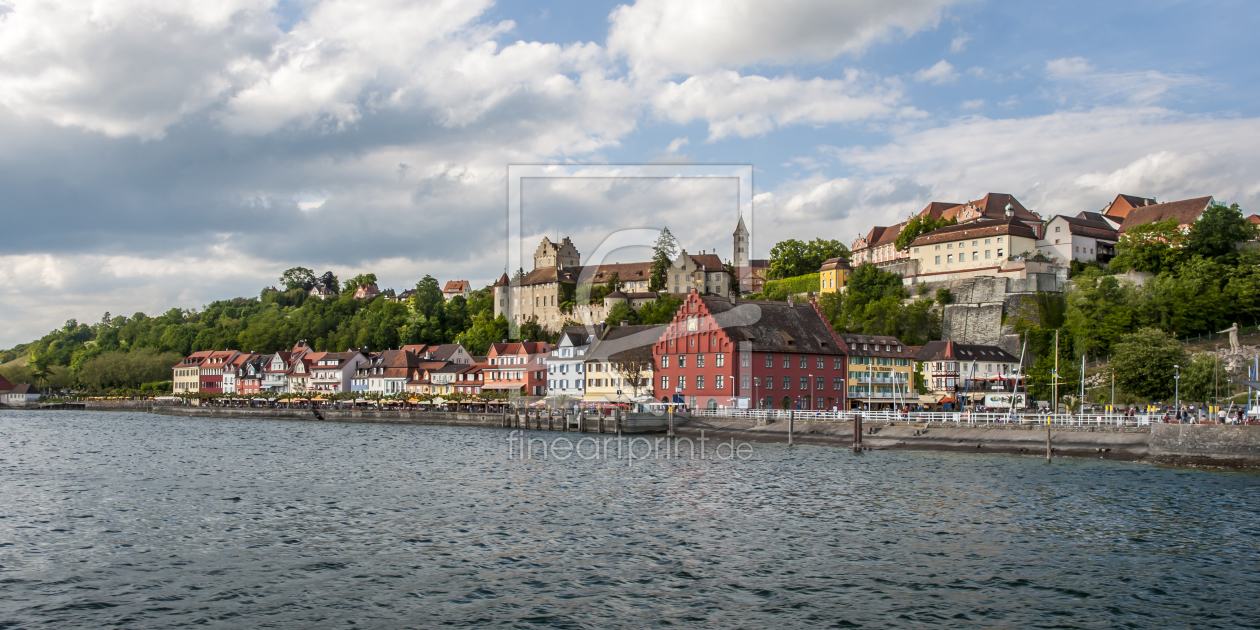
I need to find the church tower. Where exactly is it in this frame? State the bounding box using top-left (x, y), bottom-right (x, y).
top-left (732, 214), bottom-right (750, 269)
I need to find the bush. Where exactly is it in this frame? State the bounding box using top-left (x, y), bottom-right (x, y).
top-left (77, 348), bottom-right (184, 390)
top-left (1110, 327), bottom-right (1186, 401)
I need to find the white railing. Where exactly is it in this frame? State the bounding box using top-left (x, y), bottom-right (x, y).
top-left (691, 408), bottom-right (1154, 427)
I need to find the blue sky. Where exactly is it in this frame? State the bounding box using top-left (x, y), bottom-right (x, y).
top-left (1, 0), bottom-right (1258, 348)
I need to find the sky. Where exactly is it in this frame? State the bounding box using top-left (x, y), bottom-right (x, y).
top-left (1, 0), bottom-right (1258, 348)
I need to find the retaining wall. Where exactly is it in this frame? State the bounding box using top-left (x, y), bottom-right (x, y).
top-left (1149, 424), bottom-right (1260, 468)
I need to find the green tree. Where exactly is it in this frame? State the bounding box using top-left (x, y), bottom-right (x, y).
top-left (411, 275), bottom-right (444, 320)
top-left (1187, 203), bottom-right (1257, 262)
top-left (769, 238), bottom-right (849, 279)
top-left (637, 295), bottom-right (683, 325)
top-left (280, 267), bottom-right (316, 291)
top-left (894, 215), bottom-right (957, 251)
top-left (1062, 269), bottom-right (1135, 357)
top-left (1109, 218), bottom-right (1185, 274)
top-left (1111, 327), bottom-right (1186, 401)
top-left (342, 273), bottom-right (379, 293)
top-left (605, 301), bottom-right (640, 327)
top-left (1178, 352), bottom-right (1220, 405)
top-left (649, 227), bottom-right (678, 292)
top-left (457, 313), bottom-right (509, 356)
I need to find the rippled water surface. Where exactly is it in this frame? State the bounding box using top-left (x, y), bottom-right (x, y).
top-left (1, 411), bottom-right (1258, 628)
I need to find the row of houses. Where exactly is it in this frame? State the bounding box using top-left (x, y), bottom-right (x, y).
top-left (172, 288), bottom-right (1025, 410)
top-left (841, 192), bottom-right (1243, 286)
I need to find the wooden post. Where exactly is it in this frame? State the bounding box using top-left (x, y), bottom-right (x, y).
top-left (788, 410), bottom-right (794, 447)
top-left (854, 413), bottom-right (862, 452)
top-left (668, 406), bottom-right (675, 438)
top-left (1046, 424), bottom-right (1052, 462)
top-left (615, 407), bottom-right (622, 436)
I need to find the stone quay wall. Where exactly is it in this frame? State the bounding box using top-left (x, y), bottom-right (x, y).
top-left (1149, 424), bottom-right (1260, 468)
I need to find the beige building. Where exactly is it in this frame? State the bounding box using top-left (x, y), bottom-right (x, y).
top-left (172, 351), bottom-right (212, 394)
top-left (906, 215), bottom-right (1040, 283)
top-left (582, 325), bottom-right (658, 402)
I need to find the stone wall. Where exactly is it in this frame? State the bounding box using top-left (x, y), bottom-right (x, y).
top-left (1149, 424), bottom-right (1260, 467)
top-left (151, 406), bottom-right (506, 427)
top-left (941, 304), bottom-right (1005, 347)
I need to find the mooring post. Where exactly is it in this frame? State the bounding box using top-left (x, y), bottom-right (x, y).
top-left (854, 414), bottom-right (863, 452)
top-left (788, 410), bottom-right (794, 447)
top-left (1046, 424), bottom-right (1052, 462)
top-left (615, 408), bottom-right (622, 437)
top-left (668, 406), bottom-right (674, 438)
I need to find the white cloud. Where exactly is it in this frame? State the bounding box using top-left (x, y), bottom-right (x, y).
top-left (828, 107), bottom-right (1260, 217)
top-left (651, 70), bottom-right (906, 140)
top-left (914, 59), bottom-right (958, 84)
top-left (607, 0), bottom-right (959, 76)
top-left (960, 98), bottom-right (985, 109)
top-left (666, 137), bottom-right (689, 153)
top-left (0, 0), bottom-right (278, 140)
top-left (1044, 56), bottom-right (1203, 106)
top-left (950, 34), bottom-right (971, 53)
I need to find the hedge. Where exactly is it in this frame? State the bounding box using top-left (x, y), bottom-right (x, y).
top-left (762, 273), bottom-right (820, 300)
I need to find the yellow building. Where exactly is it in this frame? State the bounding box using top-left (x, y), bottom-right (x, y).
top-left (907, 216), bottom-right (1040, 282)
top-left (582, 324), bottom-right (657, 402)
top-left (819, 257), bottom-right (852, 293)
top-left (838, 334), bottom-right (918, 410)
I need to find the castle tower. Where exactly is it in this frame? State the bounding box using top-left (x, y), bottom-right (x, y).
top-left (733, 214), bottom-right (749, 269)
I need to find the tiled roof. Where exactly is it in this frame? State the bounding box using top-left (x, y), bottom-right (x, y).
top-left (914, 340), bottom-right (1018, 363)
top-left (494, 273), bottom-right (510, 287)
top-left (173, 350), bottom-right (214, 369)
top-left (9, 383), bottom-right (38, 394)
top-left (1060, 215), bottom-right (1119, 240)
top-left (1118, 196), bottom-right (1213, 233)
top-left (820, 257), bottom-right (852, 271)
top-left (585, 262), bottom-right (653, 283)
top-left (689, 253), bottom-right (725, 271)
top-left (698, 296), bottom-right (845, 355)
top-left (443, 280), bottom-right (469, 293)
top-left (909, 217), bottom-right (1039, 247)
top-left (839, 334), bottom-right (913, 358)
top-left (871, 221), bottom-right (907, 248)
top-left (938, 193), bottom-right (1040, 225)
top-left (917, 201), bottom-right (963, 220)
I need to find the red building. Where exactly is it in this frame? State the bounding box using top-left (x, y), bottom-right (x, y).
top-left (198, 350), bottom-right (239, 394)
top-left (652, 291), bottom-right (848, 410)
top-left (483, 342), bottom-right (551, 396)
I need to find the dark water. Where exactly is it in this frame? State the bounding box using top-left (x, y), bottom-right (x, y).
top-left (1, 412), bottom-right (1258, 629)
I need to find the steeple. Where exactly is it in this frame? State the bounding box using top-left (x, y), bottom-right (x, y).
top-left (732, 214), bottom-right (749, 269)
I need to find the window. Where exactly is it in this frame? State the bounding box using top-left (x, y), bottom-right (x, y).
top-left (997, 237), bottom-right (1003, 242)
top-left (816, 357), bottom-right (824, 369)
top-left (716, 353), bottom-right (725, 367)
top-left (800, 377), bottom-right (808, 390)
top-left (800, 356), bottom-right (807, 369)
top-left (690, 337), bottom-right (695, 347)
top-left (947, 254), bottom-right (953, 263)
top-left (715, 375), bottom-right (724, 390)
top-left (679, 355), bottom-right (687, 368)
top-left (697, 354), bottom-right (706, 368)
top-left (816, 377), bottom-right (825, 389)
top-left (1055, 226), bottom-right (1061, 232)
top-left (997, 248), bottom-right (1004, 258)
top-left (765, 354), bottom-right (773, 368)
top-left (833, 377), bottom-right (842, 390)
top-left (678, 375), bottom-right (686, 390)
top-left (947, 243), bottom-right (953, 249)
top-left (935, 255), bottom-right (941, 264)
top-left (741, 353), bottom-right (750, 367)
top-left (669, 338), bottom-right (674, 347)
top-left (914, 247), bottom-right (919, 253)
top-left (985, 238), bottom-right (991, 244)
top-left (935, 244), bottom-right (941, 250)
top-left (687, 316), bottom-right (698, 331)
top-left (782, 376), bottom-right (791, 390)
top-left (711, 336), bottom-right (717, 346)
top-left (661, 355), bottom-right (670, 369)
top-left (783, 356), bottom-right (790, 368)
top-left (972, 251), bottom-right (979, 261)
top-left (833, 357), bottom-right (842, 369)
top-left (765, 376), bottom-right (773, 390)
top-left (696, 375), bottom-right (705, 390)
top-left (985, 250), bottom-right (991, 259)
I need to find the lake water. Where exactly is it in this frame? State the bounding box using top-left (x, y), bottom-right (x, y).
top-left (1, 410), bottom-right (1258, 628)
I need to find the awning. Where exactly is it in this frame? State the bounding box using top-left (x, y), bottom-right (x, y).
top-left (480, 383), bottom-right (524, 390)
top-left (939, 397), bottom-right (957, 403)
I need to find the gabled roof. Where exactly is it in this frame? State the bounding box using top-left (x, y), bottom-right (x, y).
top-left (917, 201), bottom-right (964, 220)
top-left (1118, 196), bottom-right (1213, 233)
top-left (696, 296), bottom-right (845, 354)
top-left (494, 273), bottom-right (510, 287)
top-left (0, 374), bottom-right (12, 391)
top-left (8, 383), bottom-right (38, 394)
top-left (939, 193), bottom-right (1040, 225)
top-left (1050, 215), bottom-right (1119, 241)
top-left (914, 340), bottom-right (1018, 363)
top-left (587, 325), bottom-right (663, 361)
top-left (1105, 194), bottom-right (1158, 219)
top-left (489, 341), bottom-right (550, 356)
top-left (443, 280), bottom-right (470, 293)
top-left (173, 350), bottom-right (214, 369)
top-left (585, 262), bottom-right (653, 283)
top-left (688, 253), bottom-right (725, 272)
top-left (556, 326), bottom-right (589, 348)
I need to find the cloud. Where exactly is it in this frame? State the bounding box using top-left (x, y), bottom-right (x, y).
top-left (665, 137), bottom-right (689, 153)
top-left (950, 34), bottom-right (970, 53)
top-left (1044, 57), bottom-right (1203, 106)
top-left (960, 98), bottom-right (985, 109)
top-left (607, 0), bottom-right (959, 76)
top-left (651, 70), bottom-right (907, 140)
top-left (914, 60), bottom-right (958, 84)
top-left (829, 107), bottom-right (1260, 217)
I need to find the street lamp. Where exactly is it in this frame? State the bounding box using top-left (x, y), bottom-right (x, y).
top-left (1174, 364), bottom-right (1180, 419)
top-left (809, 373), bottom-right (814, 413)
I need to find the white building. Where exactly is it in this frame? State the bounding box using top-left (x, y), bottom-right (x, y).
top-left (1036, 213), bottom-right (1119, 264)
top-left (309, 350), bottom-right (371, 393)
top-left (547, 326), bottom-right (594, 399)
top-left (3, 383), bottom-right (41, 405)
